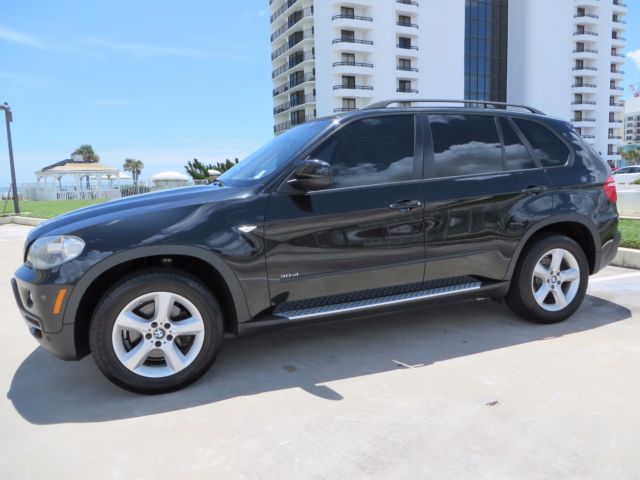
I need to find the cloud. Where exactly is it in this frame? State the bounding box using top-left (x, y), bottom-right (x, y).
top-left (628, 49), bottom-right (640, 69)
top-left (0, 24), bottom-right (47, 49)
top-left (86, 39), bottom-right (209, 58)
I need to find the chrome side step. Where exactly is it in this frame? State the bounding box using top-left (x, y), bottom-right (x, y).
top-left (275, 277), bottom-right (482, 321)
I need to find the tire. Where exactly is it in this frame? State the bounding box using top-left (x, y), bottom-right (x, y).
top-left (505, 234), bottom-right (589, 324)
top-left (89, 269), bottom-right (224, 394)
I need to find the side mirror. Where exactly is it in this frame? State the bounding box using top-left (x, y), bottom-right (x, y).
top-left (287, 159), bottom-right (332, 192)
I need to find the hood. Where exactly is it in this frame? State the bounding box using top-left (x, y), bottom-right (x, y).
top-left (27, 184), bottom-right (251, 243)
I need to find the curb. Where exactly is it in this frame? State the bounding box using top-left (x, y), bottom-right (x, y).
top-left (612, 247), bottom-right (640, 270)
top-left (0, 216), bottom-right (46, 226)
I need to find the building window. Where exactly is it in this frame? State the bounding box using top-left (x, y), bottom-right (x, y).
top-left (399, 58), bottom-right (412, 70)
top-left (398, 80), bottom-right (412, 92)
top-left (341, 6), bottom-right (355, 18)
top-left (398, 37), bottom-right (411, 48)
top-left (343, 98), bottom-right (356, 110)
top-left (398, 15), bottom-right (411, 27)
top-left (342, 52), bottom-right (355, 65)
top-left (342, 75), bottom-right (356, 88)
top-left (464, 0), bottom-right (508, 102)
top-left (341, 30), bottom-right (355, 42)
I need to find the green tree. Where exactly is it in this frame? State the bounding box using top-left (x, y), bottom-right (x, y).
top-left (185, 158), bottom-right (212, 180)
top-left (185, 158), bottom-right (239, 180)
top-left (72, 144), bottom-right (100, 163)
top-left (211, 158), bottom-right (239, 174)
top-left (123, 158), bottom-right (144, 186)
top-left (621, 149), bottom-right (640, 166)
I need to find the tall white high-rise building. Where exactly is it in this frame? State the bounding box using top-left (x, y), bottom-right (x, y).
top-left (269, 0), bottom-right (628, 165)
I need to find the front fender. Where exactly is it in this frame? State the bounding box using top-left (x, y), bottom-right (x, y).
top-left (62, 244), bottom-right (252, 328)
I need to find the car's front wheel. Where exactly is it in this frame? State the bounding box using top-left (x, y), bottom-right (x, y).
top-left (506, 234), bottom-right (589, 324)
top-left (89, 270), bottom-right (223, 394)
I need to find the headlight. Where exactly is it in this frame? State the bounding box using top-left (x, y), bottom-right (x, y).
top-left (26, 236), bottom-right (86, 269)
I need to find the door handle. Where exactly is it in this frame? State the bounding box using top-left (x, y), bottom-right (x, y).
top-left (521, 185), bottom-right (547, 195)
top-left (389, 199), bottom-right (422, 211)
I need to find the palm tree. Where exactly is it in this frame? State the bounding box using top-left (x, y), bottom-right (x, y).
top-left (72, 144), bottom-right (100, 163)
top-left (123, 158), bottom-right (144, 187)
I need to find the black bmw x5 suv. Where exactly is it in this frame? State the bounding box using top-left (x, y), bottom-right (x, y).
top-left (12, 100), bottom-right (620, 393)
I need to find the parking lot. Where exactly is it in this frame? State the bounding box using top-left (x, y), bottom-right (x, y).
top-left (1, 223), bottom-right (640, 479)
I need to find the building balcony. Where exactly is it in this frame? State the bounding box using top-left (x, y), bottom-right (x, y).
top-left (274, 114), bottom-right (315, 135)
top-left (610, 86), bottom-right (624, 96)
top-left (611, 36), bottom-right (626, 47)
top-left (333, 61), bottom-right (374, 75)
top-left (573, 48), bottom-right (598, 60)
top-left (574, 0), bottom-right (600, 7)
top-left (271, 7), bottom-right (313, 43)
top-left (271, 29), bottom-right (313, 60)
top-left (572, 31), bottom-right (598, 42)
top-left (397, 43), bottom-right (418, 50)
top-left (612, 1), bottom-right (628, 14)
top-left (331, 14), bottom-right (374, 30)
top-left (571, 101), bottom-right (597, 110)
top-left (611, 53), bottom-right (626, 63)
top-left (334, 107), bottom-right (358, 113)
top-left (332, 38), bottom-right (374, 52)
top-left (572, 66), bottom-right (597, 75)
top-left (573, 13), bottom-right (599, 25)
top-left (572, 118), bottom-right (596, 128)
top-left (610, 70), bottom-right (625, 80)
top-left (396, 21), bottom-right (419, 34)
top-left (332, 84), bottom-right (374, 97)
top-left (273, 95), bottom-right (316, 116)
top-left (608, 135), bottom-right (623, 140)
top-left (397, 87), bottom-right (419, 94)
top-left (396, 0), bottom-right (419, 12)
top-left (270, 0), bottom-right (299, 25)
top-left (572, 83), bottom-right (597, 93)
top-left (612, 18), bottom-right (627, 31)
top-left (272, 50), bottom-right (315, 80)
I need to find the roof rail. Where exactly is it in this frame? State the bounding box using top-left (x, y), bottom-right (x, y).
top-left (363, 99), bottom-right (545, 115)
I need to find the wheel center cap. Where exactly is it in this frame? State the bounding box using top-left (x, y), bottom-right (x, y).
top-left (153, 329), bottom-right (165, 339)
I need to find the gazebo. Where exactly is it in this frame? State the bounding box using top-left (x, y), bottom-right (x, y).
top-left (33, 155), bottom-right (123, 200)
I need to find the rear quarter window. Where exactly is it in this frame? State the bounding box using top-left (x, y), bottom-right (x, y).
top-left (513, 119), bottom-right (570, 167)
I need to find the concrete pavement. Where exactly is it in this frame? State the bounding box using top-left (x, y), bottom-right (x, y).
top-left (1, 224), bottom-right (640, 479)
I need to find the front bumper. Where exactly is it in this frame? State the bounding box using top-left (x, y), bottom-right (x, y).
top-left (599, 231), bottom-right (621, 272)
top-left (12, 272), bottom-right (79, 360)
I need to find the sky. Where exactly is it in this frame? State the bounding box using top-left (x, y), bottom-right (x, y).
top-left (0, 1), bottom-right (639, 185)
top-left (0, 0), bottom-right (273, 184)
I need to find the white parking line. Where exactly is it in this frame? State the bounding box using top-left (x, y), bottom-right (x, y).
top-left (590, 272), bottom-right (640, 284)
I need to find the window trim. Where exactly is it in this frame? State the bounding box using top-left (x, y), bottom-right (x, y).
top-left (425, 112), bottom-right (506, 181)
top-left (275, 112), bottom-right (422, 193)
top-left (509, 116), bottom-right (574, 170)
top-left (423, 112), bottom-right (573, 182)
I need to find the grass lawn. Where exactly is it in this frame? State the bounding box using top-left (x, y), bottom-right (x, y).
top-left (620, 219), bottom-right (640, 250)
top-left (2, 199), bottom-right (106, 219)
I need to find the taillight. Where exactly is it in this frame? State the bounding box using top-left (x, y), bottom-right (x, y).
top-left (604, 175), bottom-right (617, 203)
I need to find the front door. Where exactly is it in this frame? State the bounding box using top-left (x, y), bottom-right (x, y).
top-left (264, 114), bottom-right (426, 305)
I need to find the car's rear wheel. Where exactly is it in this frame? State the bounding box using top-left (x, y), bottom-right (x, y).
top-left (506, 235), bottom-right (589, 324)
top-left (89, 270), bottom-right (223, 394)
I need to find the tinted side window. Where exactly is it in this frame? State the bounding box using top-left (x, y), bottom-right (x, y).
top-left (499, 118), bottom-right (537, 170)
top-left (430, 114), bottom-right (503, 178)
top-left (311, 115), bottom-right (415, 188)
top-left (512, 119), bottom-right (570, 167)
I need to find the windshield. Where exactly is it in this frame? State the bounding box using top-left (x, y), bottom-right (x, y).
top-left (219, 119), bottom-right (332, 186)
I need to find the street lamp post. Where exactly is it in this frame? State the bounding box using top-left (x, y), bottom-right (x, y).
top-left (1, 102), bottom-right (19, 215)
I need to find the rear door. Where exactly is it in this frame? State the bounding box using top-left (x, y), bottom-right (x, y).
top-left (264, 114), bottom-right (427, 305)
top-left (423, 113), bottom-right (555, 281)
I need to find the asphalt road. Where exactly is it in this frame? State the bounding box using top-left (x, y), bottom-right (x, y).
top-left (1, 223), bottom-right (640, 479)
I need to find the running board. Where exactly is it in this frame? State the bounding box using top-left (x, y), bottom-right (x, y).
top-left (275, 277), bottom-right (481, 321)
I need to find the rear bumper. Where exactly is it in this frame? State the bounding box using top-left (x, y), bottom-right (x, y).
top-left (11, 275), bottom-right (79, 361)
top-left (598, 231), bottom-right (621, 272)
